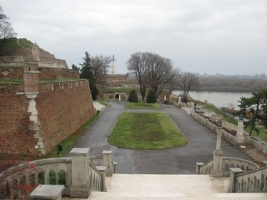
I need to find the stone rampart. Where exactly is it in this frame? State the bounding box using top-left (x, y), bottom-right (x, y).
top-left (0, 67), bottom-right (79, 79)
top-left (0, 80), bottom-right (95, 155)
top-left (36, 80), bottom-right (95, 153)
top-left (0, 84), bottom-right (38, 155)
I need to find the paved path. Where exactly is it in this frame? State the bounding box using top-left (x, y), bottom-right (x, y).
top-left (72, 102), bottom-right (252, 174)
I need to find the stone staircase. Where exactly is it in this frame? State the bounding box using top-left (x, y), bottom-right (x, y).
top-left (88, 174), bottom-right (267, 200)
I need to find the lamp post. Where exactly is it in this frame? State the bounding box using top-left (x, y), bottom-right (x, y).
top-left (211, 119), bottom-right (224, 177)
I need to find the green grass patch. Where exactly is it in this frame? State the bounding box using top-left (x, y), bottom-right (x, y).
top-left (0, 78), bottom-right (23, 84)
top-left (42, 114), bottom-right (99, 158)
top-left (38, 78), bottom-right (82, 83)
top-left (126, 102), bottom-right (161, 109)
top-left (108, 112), bottom-right (188, 149)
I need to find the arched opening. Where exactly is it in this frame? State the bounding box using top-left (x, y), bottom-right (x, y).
top-left (58, 170), bottom-right (66, 185)
top-left (49, 170), bottom-right (56, 185)
top-left (38, 172), bottom-right (45, 184)
top-left (30, 174), bottom-right (36, 186)
top-left (247, 178), bottom-right (250, 192)
top-left (115, 94), bottom-right (120, 99)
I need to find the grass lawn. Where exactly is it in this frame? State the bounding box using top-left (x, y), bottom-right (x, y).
top-left (126, 102), bottom-right (161, 109)
top-left (108, 112), bottom-right (188, 149)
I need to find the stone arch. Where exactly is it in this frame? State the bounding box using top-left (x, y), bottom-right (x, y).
top-left (49, 170), bottom-right (56, 185)
top-left (254, 176), bottom-right (257, 192)
top-left (38, 172), bottom-right (45, 184)
top-left (224, 163), bottom-right (229, 173)
top-left (58, 170), bottom-right (66, 185)
top-left (247, 178), bottom-right (250, 192)
top-left (30, 174), bottom-right (36, 186)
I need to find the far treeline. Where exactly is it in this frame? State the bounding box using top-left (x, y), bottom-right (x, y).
top-left (193, 77), bottom-right (267, 92)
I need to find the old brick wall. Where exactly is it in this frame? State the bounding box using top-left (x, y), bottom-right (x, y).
top-left (0, 67), bottom-right (79, 79)
top-left (0, 84), bottom-right (38, 155)
top-left (39, 68), bottom-right (79, 79)
top-left (0, 67), bottom-right (24, 78)
top-left (36, 80), bottom-right (95, 153)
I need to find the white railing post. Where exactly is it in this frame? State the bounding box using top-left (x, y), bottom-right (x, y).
top-left (196, 162), bottom-right (204, 174)
top-left (102, 150), bottom-right (113, 176)
top-left (70, 148), bottom-right (90, 198)
top-left (235, 119), bottom-right (245, 144)
top-left (96, 166), bottom-right (107, 192)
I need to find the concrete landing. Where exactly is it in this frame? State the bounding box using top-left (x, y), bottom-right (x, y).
top-left (86, 174), bottom-right (267, 199)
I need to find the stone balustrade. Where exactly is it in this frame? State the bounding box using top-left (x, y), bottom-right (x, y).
top-left (198, 157), bottom-right (259, 177)
top-left (0, 148), bottom-right (115, 199)
top-left (229, 166), bottom-right (267, 193)
top-left (191, 111), bottom-right (267, 155)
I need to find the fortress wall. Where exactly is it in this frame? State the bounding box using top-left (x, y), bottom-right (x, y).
top-left (0, 67), bottom-right (79, 79)
top-left (36, 80), bottom-right (95, 153)
top-left (0, 84), bottom-right (38, 155)
top-left (39, 68), bottom-right (79, 79)
top-left (0, 67), bottom-right (24, 78)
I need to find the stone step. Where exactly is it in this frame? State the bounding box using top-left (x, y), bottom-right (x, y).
top-left (88, 174), bottom-right (267, 200)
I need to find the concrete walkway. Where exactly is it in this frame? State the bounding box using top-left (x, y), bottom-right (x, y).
top-left (72, 102), bottom-right (252, 174)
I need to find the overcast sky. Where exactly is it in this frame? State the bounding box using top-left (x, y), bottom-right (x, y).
top-left (1, 0), bottom-right (267, 75)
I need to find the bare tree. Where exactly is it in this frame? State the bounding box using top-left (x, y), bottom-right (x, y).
top-left (178, 73), bottom-right (199, 103)
top-left (0, 6), bottom-right (17, 55)
top-left (127, 52), bottom-right (179, 100)
top-left (90, 55), bottom-right (112, 96)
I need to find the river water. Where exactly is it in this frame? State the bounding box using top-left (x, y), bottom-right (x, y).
top-left (172, 90), bottom-right (253, 109)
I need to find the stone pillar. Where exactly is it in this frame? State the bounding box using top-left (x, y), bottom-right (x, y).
top-left (229, 168), bottom-right (243, 193)
top-left (178, 96), bottom-right (181, 105)
top-left (211, 126), bottom-right (224, 177)
top-left (118, 94), bottom-right (121, 101)
top-left (112, 161), bottom-right (117, 174)
top-left (164, 95), bottom-right (166, 101)
top-left (70, 148), bottom-right (90, 198)
top-left (96, 166), bottom-right (107, 192)
top-left (235, 119), bottom-right (245, 144)
top-left (102, 150), bottom-right (113, 176)
top-left (196, 162), bottom-right (204, 174)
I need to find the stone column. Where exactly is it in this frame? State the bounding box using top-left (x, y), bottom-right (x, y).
top-left (211, 126), bottom-right (224, 177)
top-left (70, 148), bottom-right (90, 198)
top-left (178, 96), bottom-right (181, 105)
top-left (96, 166), bottom-right (107, 192)
top-left (235, 119), bottom-right (245, 144)
top-left (229, 168), bottom-right (243, 193)
top-left (102, 150), bottom-right (113, 176)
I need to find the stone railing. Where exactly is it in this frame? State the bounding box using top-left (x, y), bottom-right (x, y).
top-left (197, 157), bottom-right (259, 177)
top-left (0, 148), bottom-right (116, 199)
top-left (191, 112), bottom-right (267, 154)
top-left (229, 166), bottom-right (267, 193)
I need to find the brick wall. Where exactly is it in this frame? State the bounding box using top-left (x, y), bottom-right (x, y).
top-left (0, 84), bottom-right (38, 155)
top-left (0, 67), bottom-right (79, 79)
top-left (0, 80), bottom-right (95, 156)
top-left (39, 68), bottom-right (79, 79)
top-left (0, 67), bottom-right (24, 78)
top-left (36, 80), bottom-right (95, 153)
